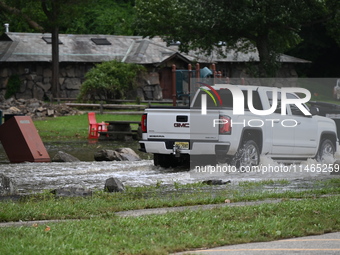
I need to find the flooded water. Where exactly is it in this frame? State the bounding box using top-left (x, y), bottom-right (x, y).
top-left (0, 140), bottom-right (340, 195)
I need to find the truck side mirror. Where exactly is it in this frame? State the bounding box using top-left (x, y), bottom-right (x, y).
top-left (310, 106), bottom-right (319, 115)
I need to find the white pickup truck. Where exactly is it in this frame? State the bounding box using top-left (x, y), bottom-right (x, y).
top-left (139, 84), bottom-right (338, 168)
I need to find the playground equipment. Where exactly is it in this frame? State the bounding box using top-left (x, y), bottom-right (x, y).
top-left (171, 63), bottom-right (223, 106)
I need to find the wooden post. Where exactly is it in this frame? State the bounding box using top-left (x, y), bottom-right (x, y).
top-left (172, 64), bottom-right (176, 106)
top-left (196, 63), bottom-right (200, 81)
top-left (188, 64), bottom-right (192, 96)
top-left (100, 102), bottom-right (103, 114)
top-left (212, 63), bottom-right (216, 85)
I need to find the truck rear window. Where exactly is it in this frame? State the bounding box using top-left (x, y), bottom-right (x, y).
top-left (192, 89), bottom-right (263, 110)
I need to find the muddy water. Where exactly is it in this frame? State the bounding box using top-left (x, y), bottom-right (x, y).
top-left (0, 141), bottom-right (340, 194)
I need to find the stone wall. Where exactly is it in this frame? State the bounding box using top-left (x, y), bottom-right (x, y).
top-left (139, 72), bottom-right (163, 100)
top-left (0, 62), bottom-right (94, 101)
top-left (0, 62), bottom-right (163, 101)
top-left (0, 62), bottom-right (300, 102)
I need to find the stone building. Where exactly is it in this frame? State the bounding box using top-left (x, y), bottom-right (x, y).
top-left (0, 32), bottom-right (310, 101)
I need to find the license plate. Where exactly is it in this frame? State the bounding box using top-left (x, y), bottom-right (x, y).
top-left (174, 142), bottom-right (189, 149)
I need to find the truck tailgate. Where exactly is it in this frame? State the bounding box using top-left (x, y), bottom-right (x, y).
top-left (190, 110), bottom-right (220, 140)
top-left (145, 108), bottom-right (220, 141)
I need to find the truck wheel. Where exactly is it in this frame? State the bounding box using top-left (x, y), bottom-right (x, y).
top-left (316, 139), bottom-right (335, 163)
top-left (232, 140), bottom-right (260, 169)
top-left (154, 154), bottom-right (176, 168)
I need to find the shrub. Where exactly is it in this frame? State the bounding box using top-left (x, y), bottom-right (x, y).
top-left (5, 74), bottom-right (21, 99)
top-left (78, 60), bottom-right (146, 102)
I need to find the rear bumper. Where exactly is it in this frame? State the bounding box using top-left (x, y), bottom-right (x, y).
top-left (139, 140), bottom-right (230, 156)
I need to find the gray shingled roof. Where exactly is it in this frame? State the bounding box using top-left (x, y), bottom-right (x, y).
top-left (0, 32), bottom-right (310, 64)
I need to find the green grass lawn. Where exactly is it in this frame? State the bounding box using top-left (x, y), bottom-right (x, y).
top-left (299, 78), bottom-right (339, 103)
top-left (34, 113), bottom-right (142, 141)
top-left (1, 193), bottom-right (339, 254)
top-left (1, 179), bottom-right (340, 254)
top-left (1, 179), bottom-right (340, 223)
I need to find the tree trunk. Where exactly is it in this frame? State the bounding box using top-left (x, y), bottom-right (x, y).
top-left (41, 0), bottom-right (60, 100)
top-left (51, 26), bottom-right (59, 99)
top-left (255, 35), bottom-right (271, 78)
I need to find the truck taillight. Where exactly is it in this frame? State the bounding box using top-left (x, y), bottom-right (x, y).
top-left (219, 115), bottom-right (231, 135)
top-left (141, 114), bottom-right (147, 133)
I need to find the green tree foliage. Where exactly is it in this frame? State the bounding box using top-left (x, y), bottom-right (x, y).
top-left (78, 60), bottom-right (146, 102)
top-left (0, 0), bottom-right (136, 35)
top-left (286, 23), bottom-right (340, 77)
top-left (64, 0), bottom-right (135, 35)
top-left (284, 1), bottom-right (340, 77)
top-left (40, 0), bottom-right (86, 30)
top-left (135, 0), bottom-right (340, 77)
top-left (0, 0), bottom-right (44, 32)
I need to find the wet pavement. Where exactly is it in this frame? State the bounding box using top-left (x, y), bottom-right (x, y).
top-left (174, 232), bottom-right (340, 255)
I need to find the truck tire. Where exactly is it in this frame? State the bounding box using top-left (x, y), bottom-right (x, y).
top-left (232, 140), bottom-right (260, 169)
top-left (316, 138), bottom-right (335, 163)
top-left (154, 154), bottom-right (176, 168)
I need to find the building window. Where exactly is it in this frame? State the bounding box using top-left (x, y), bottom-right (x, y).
top-left (91, 38), bottom-right (111, 45)
top-left (42, 37), bottom-right (63, 44)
